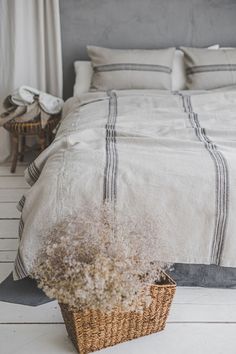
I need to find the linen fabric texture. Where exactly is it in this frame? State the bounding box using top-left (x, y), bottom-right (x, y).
top-left (181, 47), bottom-right (236, 90)
top-left (87, 46), bottom-right (175, 90)
top-left (74, 46), bottom-right (220, 95)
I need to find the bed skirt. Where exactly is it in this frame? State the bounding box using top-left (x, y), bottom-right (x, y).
top-left (169, 264), bottom-right (236, 288)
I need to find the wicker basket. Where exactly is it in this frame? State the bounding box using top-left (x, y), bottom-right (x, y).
top-left (59, 272), bottom-right (176, 354)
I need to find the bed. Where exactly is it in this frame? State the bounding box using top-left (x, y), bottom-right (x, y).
top-left (13, 45), bottom-right (236, 288)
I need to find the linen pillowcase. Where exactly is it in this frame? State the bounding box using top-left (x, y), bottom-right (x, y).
top-left (181, 46), bottom-right (236, 90)
top-left (87, 45), bottom-right (175, 90)
top-left (73, 46), bottom-right (220, 96)
top-left (172, 45), bottom-right (219, 91)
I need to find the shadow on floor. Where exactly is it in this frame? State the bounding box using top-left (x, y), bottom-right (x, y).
top-left (0, 273), bottom-right (52, 306)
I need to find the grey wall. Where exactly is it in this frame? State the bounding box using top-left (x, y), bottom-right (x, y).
top-left (60, 0), bottom-right (236, 99)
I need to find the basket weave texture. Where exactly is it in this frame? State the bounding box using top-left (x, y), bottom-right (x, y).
top-left (4, 114), bottom-right (60, 135)
top-left (60, 272), bottom-right (176, 354)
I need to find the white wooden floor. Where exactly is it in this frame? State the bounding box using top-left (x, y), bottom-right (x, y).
top-left (0, 163), bottom-right (236, 354)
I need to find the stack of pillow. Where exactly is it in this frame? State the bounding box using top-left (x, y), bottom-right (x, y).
top-left (74, 45), bottom-right (236, 95)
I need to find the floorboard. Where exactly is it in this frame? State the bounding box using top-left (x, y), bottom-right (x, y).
top-left (0, 238), bottom-right (18, 251)
top-left (0, 263), bottom-right (13, 282)
top-left (0, 301), bottom-right (63, 323)
top-left (0, 176), bottom-right (29, 189)
top-left (0, 322), bottom-right (236, 354)
top-left (169, 303), bottom-right (236, 322)
top-left (0, 220), bottom-right (19, 238)
top-left (0, 203), bottom-right (20, 219)
top-left (0, 324), bottom-right (75, 354)
top-left (1, 288), bottom-right (236, 324)
top-left (0, 250), bottom-right (17, 262)
top-left (0, 165), bottom-right (26, 176)
top-left (0, 189), bottom-right (27, 202)
top-left (174, 287), bottom-right (236, 304)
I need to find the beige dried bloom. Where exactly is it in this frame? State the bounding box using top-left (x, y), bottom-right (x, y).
top-left (31, 203), bottom-right (172, 312)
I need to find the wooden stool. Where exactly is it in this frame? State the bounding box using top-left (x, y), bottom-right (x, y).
top-left (4, 115), bottom-right (61, 173)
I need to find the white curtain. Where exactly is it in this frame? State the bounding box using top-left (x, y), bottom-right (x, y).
top-left (0, 0), bottom-right (63, 162)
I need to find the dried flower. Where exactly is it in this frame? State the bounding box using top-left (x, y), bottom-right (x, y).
top-left (31, 203), bottom-right (172, 312)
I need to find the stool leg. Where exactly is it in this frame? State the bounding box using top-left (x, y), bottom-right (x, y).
top-left (48, 131), bottom-right (54, 144)
top-left (20, 136), bottom-right (26, 162)
top-left (39, 131), bottom-right (46, 152)
top-left (11, 134), bottom-right (19, 173)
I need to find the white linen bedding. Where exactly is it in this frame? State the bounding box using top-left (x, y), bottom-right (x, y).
top-left (14, 88), bottom-right (236, 279)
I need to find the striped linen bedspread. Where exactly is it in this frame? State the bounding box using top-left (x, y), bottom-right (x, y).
top-left (14, 89), bottom-right (236, 279)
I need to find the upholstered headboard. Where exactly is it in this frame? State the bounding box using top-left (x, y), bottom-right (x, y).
top-left (60, 0), bottom-right (236, 99)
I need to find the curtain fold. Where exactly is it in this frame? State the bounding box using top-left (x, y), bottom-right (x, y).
top-left (0, 0), bottom-right (63, 163)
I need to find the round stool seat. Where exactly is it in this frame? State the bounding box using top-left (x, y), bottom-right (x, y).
top-left (4, 114), bottom-right (60, 135)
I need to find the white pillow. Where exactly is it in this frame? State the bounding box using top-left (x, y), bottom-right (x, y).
top-left (172, 50), bottom-right (186, 91)
top-left (73, 61), bottom-right (93, 97)
top-left (73, 45), bottom-right (220, 96)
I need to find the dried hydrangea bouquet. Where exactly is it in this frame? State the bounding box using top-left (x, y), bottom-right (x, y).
top-left (31, 203), bottom-right (176, 354)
